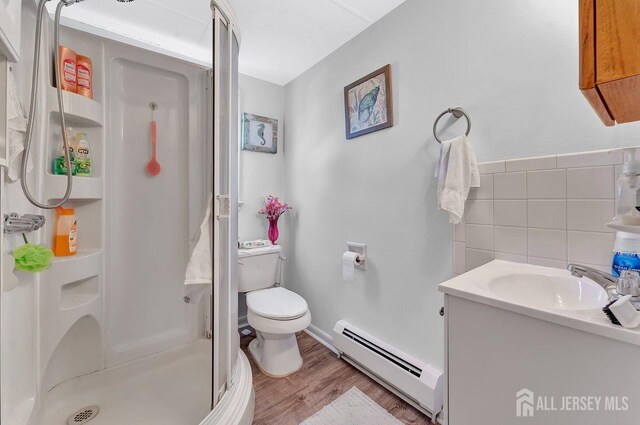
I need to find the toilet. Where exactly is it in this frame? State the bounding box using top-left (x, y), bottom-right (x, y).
top-left (239, 245), bottom-right (311, 377)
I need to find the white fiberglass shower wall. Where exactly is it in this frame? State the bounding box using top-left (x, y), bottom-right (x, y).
top-left (106, 42), bottom-right (207, 367)
top-left (1, 0), bottom-right (247, 423)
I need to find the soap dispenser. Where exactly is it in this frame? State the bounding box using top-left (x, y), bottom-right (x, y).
top-left (612, 148), bottom-right (640, 277)
top-left (616, 148), bottom-right (640, 225)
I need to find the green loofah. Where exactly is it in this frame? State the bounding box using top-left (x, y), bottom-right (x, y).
top-left (13, 244), bottom-right (54, 273)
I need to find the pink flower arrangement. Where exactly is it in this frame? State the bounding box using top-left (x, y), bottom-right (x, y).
top-left (258, 195), bottom-right (291, 220)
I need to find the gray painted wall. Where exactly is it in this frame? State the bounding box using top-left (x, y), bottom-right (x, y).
top-left (238, 74), bottom-right (285, 242)
top-left (238, 74), bottom-right (286, 321)
top-left (282, 0), bottom-right (640, 370)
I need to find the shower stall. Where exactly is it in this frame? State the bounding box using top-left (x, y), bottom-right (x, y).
top-left (0, 0), bottom-right (252, 424)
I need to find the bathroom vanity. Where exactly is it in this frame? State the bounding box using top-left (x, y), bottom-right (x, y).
top-left (440, 261), bottom-right (640, 425)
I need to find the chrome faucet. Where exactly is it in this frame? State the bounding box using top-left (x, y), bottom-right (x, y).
top-left (567, 264), bottom-right (619, 302)
top-left (568, 264), bottom-right (640, 308)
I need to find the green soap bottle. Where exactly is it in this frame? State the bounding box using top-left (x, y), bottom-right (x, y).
top-left (75, 132), bottom-right (91, 177)
top-left (53, 128), bottom-right (76, 175)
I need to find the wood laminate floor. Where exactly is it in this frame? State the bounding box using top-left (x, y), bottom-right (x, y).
top-left (240, 328), bottom-right (432, 425)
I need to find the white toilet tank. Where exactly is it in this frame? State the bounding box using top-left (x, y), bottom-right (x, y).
top-left (238, 245), bottom-right (282, 292)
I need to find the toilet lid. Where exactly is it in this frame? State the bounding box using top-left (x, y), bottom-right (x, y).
top-left (246, 287), bottom-right (308, 320)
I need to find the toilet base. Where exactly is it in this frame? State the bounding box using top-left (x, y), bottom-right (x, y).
top-left (248, 332), bottom-right (303, 378)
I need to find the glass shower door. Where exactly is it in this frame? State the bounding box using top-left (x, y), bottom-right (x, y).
top-left (211, 0), bottom-right (240, 410)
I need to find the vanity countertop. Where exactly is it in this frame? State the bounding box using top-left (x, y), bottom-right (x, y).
top-left (439, 260), bottom-right (640, 347)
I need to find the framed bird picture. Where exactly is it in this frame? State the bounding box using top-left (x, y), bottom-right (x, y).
top-left (241, 113), bottom-right (278, 154)
top-left (344, 64), bottom-right (394, 139)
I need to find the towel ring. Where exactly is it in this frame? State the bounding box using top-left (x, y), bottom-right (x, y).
top-left (433, 107), bottom-right (471, 144)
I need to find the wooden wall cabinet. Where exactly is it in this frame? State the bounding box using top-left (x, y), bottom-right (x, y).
top-left (580, 0), bottom-right (640, 126)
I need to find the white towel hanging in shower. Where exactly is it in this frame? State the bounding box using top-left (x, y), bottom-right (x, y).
top-left (184, 194), bottom-right (212, 303)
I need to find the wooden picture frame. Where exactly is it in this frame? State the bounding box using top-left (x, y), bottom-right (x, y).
top-left (344, 64), bottom-right (394, 139)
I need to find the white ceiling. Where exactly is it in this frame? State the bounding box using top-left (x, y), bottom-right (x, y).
top-left (50, 0), bottom-right (406, 85)
top-left (228, 0), bottom-right (407, 85)
top-left (49, 0), bottom-right (213, 67)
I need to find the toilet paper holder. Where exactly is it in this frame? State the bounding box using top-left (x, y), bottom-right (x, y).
top-left (347, 242), bottom-right (367, 270)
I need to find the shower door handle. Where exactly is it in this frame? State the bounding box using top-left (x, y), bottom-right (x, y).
top-left (215, 194), bottom-right (230, 220)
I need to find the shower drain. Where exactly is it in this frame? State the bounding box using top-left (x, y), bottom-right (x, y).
top-left (67, 406), bottom-right (100, 425)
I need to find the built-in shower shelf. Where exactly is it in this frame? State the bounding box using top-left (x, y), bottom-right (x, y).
top-left (60, 275), bottom-right (99, 310)
top-left (60, 293), bottom-right (99, 310)
top-left (47, 86), bottom-right (104, 127)
top-left (45, 250), bottom-right (102, 287)
top-left (45, 175), bottom-right (103, 200)
top-left (51, 249), bottom-right (102, 264)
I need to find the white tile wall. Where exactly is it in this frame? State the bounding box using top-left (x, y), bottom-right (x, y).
top-left (466, 225), bottom-right (494, 251)
top-left (494, 172), bottom-right (527, 199)
top-left (567, 200), bottom-right (614, 233)
top-left (468, 174), bottom-right (494, 200)
top-left (454, 221), bottom-right (465, 242)
top-left (465, 200), bottom-right (494, 225)
top-left (453, 149), bottom-right (622, 273)
top-left (566, 166), bottom-right (615, 199)
top-left (568, 231), bottom-right (616, 265)
top-left (528, 256), bottom-right (567, 269)
top-left (527, 169), bottom-right (566, 199)
top-left (528, 200), bottom-right (566, 230)
top-left (494, 200), bottom-right (527, 227)
top-left (556, 149), bottom-right (622, 168)
top-left (528, 229), bottom-right (567, 260)
top-left (479, 160), bottom-right (505, 175)
top-left (465, 248), bottom-right (494, 270)
top-left (506, 155), bottom-right (556, 172)
top-left (494, 226), bottom-right (527, 255)
top-left (495, 252), bottom-right (528, 264)
top-left (454, 241), bottom-right (466, 274)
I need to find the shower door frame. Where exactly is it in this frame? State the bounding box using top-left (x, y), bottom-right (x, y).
top-left (210, 0), bottom-right (240, 411)
top-left (0, 58), bottom-right (6, 418)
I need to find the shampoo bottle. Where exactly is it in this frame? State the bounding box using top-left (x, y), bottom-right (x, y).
top-left (57, 46), bottom-right (77, 93)
top-left (76, 54), bottom-right (93, 99)
top-left (53, 206), bottom-right (77, 257)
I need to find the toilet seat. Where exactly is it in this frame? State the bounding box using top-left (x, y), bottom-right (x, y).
top-left (246, 287), bottom-right (308, 320)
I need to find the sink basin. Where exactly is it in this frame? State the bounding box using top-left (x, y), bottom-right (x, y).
top-left (488, 273), bottom-right (609, 310)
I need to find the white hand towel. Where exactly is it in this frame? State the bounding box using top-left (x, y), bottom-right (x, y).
top-left (6, 71), bottom-right (31, 182)
top-left (184, 194), bottom-right (212, 303)
top-left (437, 135), bottom-right (480, 224)
top-left (435, 139), bottom-right (452, 190)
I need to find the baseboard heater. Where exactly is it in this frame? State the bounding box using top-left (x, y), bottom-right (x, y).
top-left (332, 320), bottom-right (443, 423)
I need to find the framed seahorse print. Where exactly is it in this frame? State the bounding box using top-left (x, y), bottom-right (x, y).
top-left (344, 64), bottom-right (394, 140)
top-left (241, 113), bottom-right (278, 154)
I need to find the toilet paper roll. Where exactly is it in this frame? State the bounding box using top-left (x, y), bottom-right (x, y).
top-left (343, 251), bottom-right (359, 281)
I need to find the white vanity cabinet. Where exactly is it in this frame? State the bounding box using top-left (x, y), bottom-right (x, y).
top-left (440, 261), bottom-right (640, 425)
top-left (0, 0), bottom-right (21, 62)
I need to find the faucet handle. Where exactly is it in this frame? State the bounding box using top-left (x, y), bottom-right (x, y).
top-left (618, 270), bottom-right (640, 296)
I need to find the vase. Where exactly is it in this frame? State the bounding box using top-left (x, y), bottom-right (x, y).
top-left (268, 217), bottom-right (279, 245)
